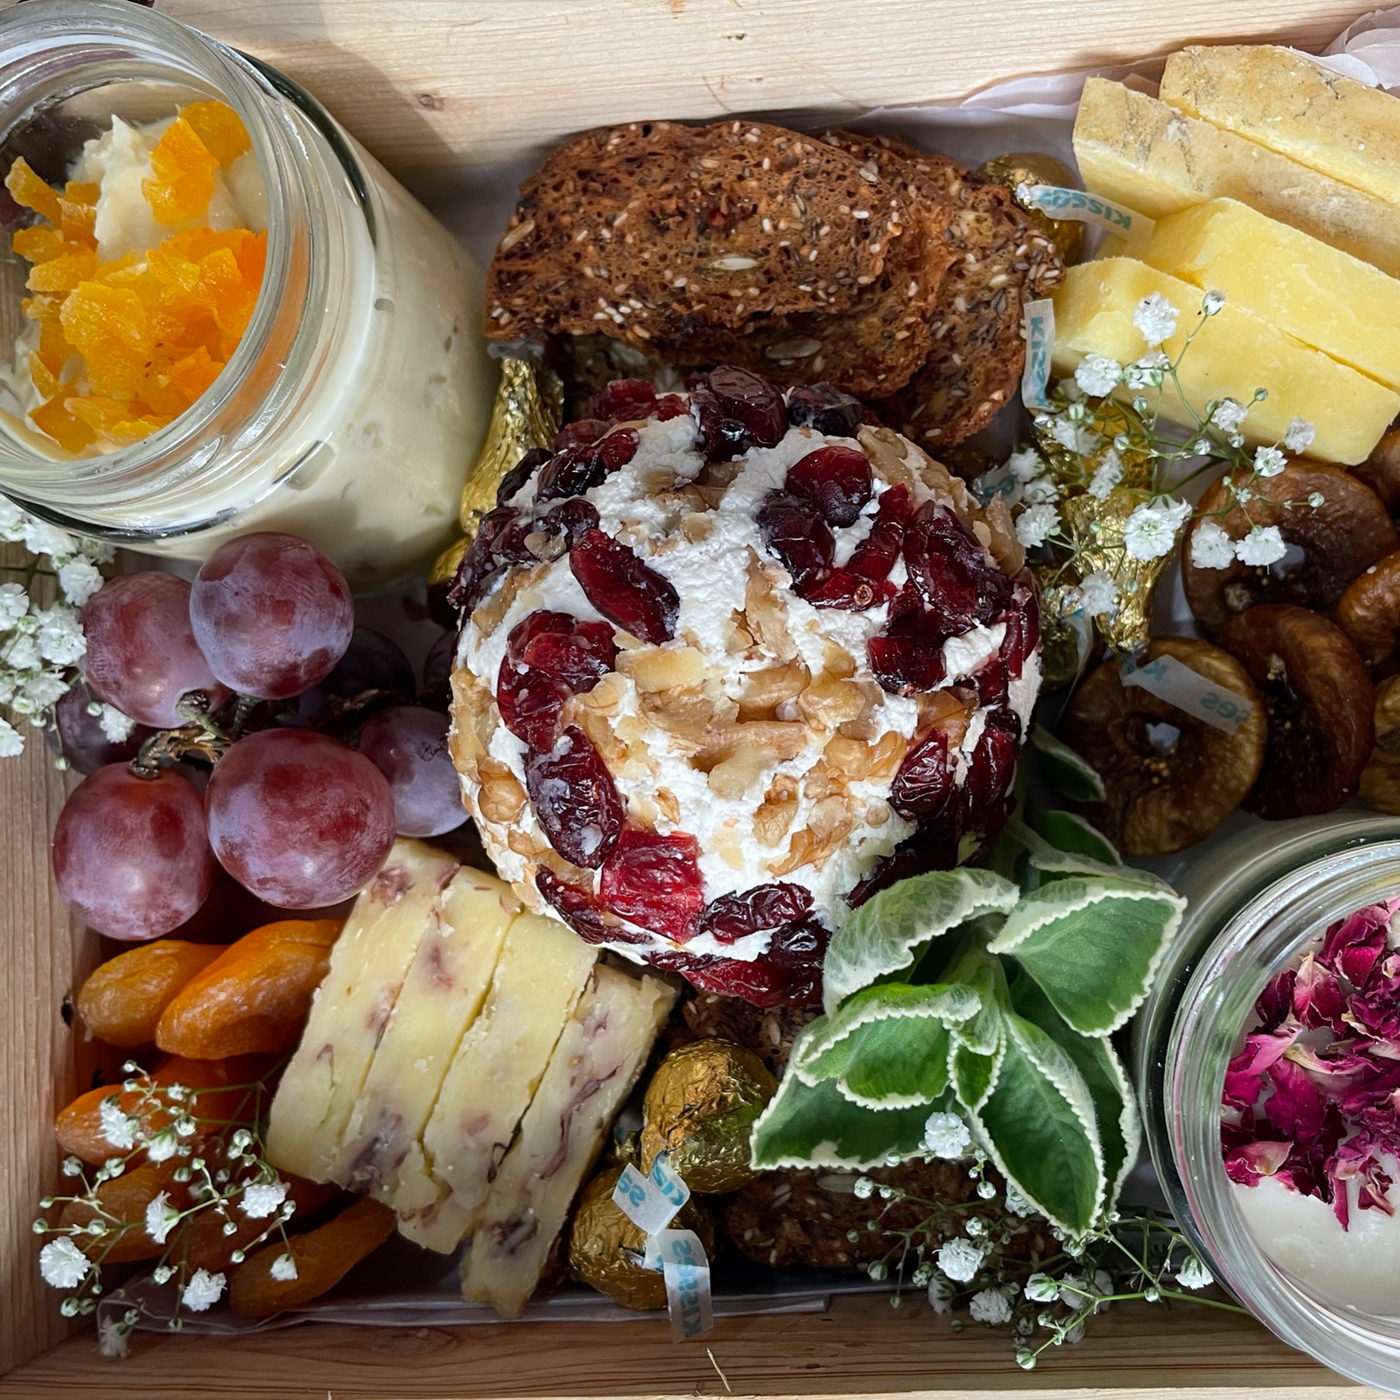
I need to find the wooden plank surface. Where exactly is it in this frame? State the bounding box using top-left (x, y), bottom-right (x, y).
top-left (0, 1293), bottom-right (1380, 1399)
top-left (0, 0), bottom-right (1387, 1391)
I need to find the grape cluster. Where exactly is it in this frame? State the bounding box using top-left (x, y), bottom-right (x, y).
top-left (51, 532), bottom-right (463, 941)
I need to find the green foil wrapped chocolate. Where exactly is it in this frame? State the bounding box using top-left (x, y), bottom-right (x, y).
top-left (640, 1039), bottom-right (777, 1194)
top-left (568, 1163), bottom-right (715, 1310)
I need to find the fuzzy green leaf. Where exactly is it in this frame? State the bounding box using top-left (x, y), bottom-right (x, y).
top-left (967, 1012), bottom-right (1105, 1234)
top-left (1012, 976), bottom-right (1140, 1209)
top-left (795, 981), bottom-right (978, 1077)
top-left (828, 1018), bottom-right (952, 1110)
top-left (1030, 809), bottom-right (1121, 865)
top-left (988, 876), bottom-right (1185, 1035)
top-left (950, 954), bottom-right (1005, 1057)
top-left (950, 1033), bottom-right (1003, 1113)
top-left (822, 868), bottom-right (1020, 1013)
top-left (749, 1071), bottom-right (932, 1170)
top-left (1005, 818), bottom-right (1169, 891)
top-left (1029, 725), bottom-right (1105, 802)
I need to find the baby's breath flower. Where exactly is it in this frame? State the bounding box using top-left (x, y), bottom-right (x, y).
top-left (1122, 498), bottom-right (1191, 562)
top-left (965, 1215), bottom-right (987, 1237)
top-left (145, 1128), bottom-right (179, 1164)
top-left (1073, 354), bottom-right (1121, 398)
top-left (936, 1237), bottom-right (986, 1284)
top-left (145, 1192), bottom-right (181, 1245)
top-left (1058, 1273), bottom-right (1090, 1312)
top-left (4, 632), bottom-right (40, 672)
top-left (970, 1288), bottom-right (1013, 1325)
top-left (1024, 1273), bottom-right (1059, 1303)
top-left (922, 1110), bottom-right (972, 1160)
top-left (0, 583), bottom-right (28, 629)
top-left (1308, 491), bottom-right (1325, 509)
top-left (240, 1181), bottom-right (289, 1220)
top-left (1132, 292), bottom-right (1179, 348)
top-left (1086, 448), bottom-right (1123, 500)
top-left (22, 671), bottom-right (68, 711)
top-left (0, 717), bottom-right (25, 758)
top-left (976, 1178), bottom-right (997, 1200)
top-left (181, 1269), bottom-right (226, 1313)
top-left (1235, 525), bottom-right (1287, 567)
top-left (927, 1272), bottom-right (957, 1314)
top-left (1005, 447), bottom-right (1043, 483)
top-left (1021, 475), bottom-right (1059, 506)
top-left (57, 559), bottom-right (103, 608)
top-left (0, 499), bottom-right (25, 540)
top-left (1283, 417), bottom-right (1315, 454)
top-left (1189, 520), bottom-right (1236, 571)
top-left (1077, 572), bottom-right (1118, 618)
top-left (39, 1236), bottom-right (89, 1290)
top-left (1210, 398), bottom-right (1248, 433)
top-left (852, 1175), bottom-right (874, 1200)
top-left (1049, 416), bottom-right (1101, 455)
top-left (1201, 289), bottom-right (1226, 316)
top-left (96, 1314), bottom-right (133, 1359)
top-left (1253, 445), bottom-right (1287, 478)
top-left (1122, 350), bottom-right (1169, 390)
top-left (22, 520), bottom-right (77, 561)
top-left (153, 1264), bottom-right (175, 1285)
top-left (98, 1096), bottom-right (135, 1152)
top-left (1176, 1255), bottom-right (1214, 1290)
top-left (61, 1156), bottom-right (83, 1177)
top-left (1015, 503), bottom-right (1059, 550)
top-left (867, 1260), bottom-right (888, 1281)
top-left (1003, 1183), bottom-right (1035, 1217)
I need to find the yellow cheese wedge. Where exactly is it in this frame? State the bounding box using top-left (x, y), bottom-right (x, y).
top-left (408, 913), bottom-right (598, 1253)
top-left (1051, 258), bottom-right (1400, 466)
top-left (1074, 78), bottom-right (1400, 279)
top-left (462, 963), bottom-right (677, 1319)
top-left (329, 866), bottom-right (518, 1215)
top-left (1160, 46), bottom-right (1400, 210)
top-left (265, 839), bottom-right (459, 1183)
top-left (1142, 199), bottom-right (1400, 394)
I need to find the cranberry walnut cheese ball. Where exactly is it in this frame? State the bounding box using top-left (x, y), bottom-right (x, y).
top-left (446, 370), bottom-right (1041, 1007)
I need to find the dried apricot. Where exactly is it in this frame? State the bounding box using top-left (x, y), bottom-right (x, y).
top-left (228, 1197), bottom-right (396, 1318)
top-left (180, 101), bottom-right (251, 169)
top-left (1361, 675), bottom-right (1400, 815)
top-left (1182, 464), bottom-right (1398, 636)
top-left (55, 1053), bottom-right (276, 1164)
top-left (155, 920), bottom-right (341, 1059)
top-left (1223, 604), bottom-right (1374, 820)
top-left (142, 116), bottom-right (219, 225)
top-left (1060, 637), bottom-right (1266, 856)
top-left (183, 1176), bottom-right (342, 1273)
top-left (1351, 426), bottom-right (1400, 514)
top-left (57, 1160), bottom-right (194, 1262)
top-left (77, 940), bottom-right (226, 1049)
top-left (1337, 550), bottom-right (1400, 677)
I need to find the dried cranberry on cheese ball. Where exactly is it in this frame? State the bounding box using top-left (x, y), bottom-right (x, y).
top-left (447, 369), bottom-right (1040, 1007)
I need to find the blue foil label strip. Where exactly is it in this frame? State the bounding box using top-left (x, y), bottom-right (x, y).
top-left (1121, 652), bottom-right (1254, 734)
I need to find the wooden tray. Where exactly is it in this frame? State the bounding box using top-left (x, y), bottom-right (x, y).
top-left (0, 2), bottom-right (1390, 1394)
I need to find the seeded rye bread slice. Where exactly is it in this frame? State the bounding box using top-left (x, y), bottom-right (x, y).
top-left (484, 119), bottom-right (909, 348)
top-left (871, 140), bottom-right (1063, 448)
top-left (651, 132), bottom-right (959, 397)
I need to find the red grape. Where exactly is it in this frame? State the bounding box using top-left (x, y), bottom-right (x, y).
top-left (295, 627), bottom-right (415, 722)
top-left (206, 728), bottom-right (395, 907)
top-left (358, 705), bottom-right (465, 837)
top-left (82, 572), bottom-right (229, 729)
top-left (48, 680), bottom-right (153, 774)
top-left (190, 533), bottom-right (354, 700)
top-left (52, 765), bottom-right (215, 940)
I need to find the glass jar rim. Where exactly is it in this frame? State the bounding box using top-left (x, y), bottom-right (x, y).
top-left (0, 0), bottom-right (321, 516)
top-left (1163, 831), bottom-right (1400, 1389)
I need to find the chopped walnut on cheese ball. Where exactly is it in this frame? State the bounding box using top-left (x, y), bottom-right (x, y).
top-left (448, 368), bottom-right (1041, 1007)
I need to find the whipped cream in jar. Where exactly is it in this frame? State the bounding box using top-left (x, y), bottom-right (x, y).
top-left (0, 0), bottom-right (495, 591)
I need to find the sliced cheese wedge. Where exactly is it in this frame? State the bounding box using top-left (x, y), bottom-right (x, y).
top-left (462, 963), bottom-right (677, 1318)
top-left (1052, 258), bottom-right (1400, 466)
top-left (408, 913), bottom-right (598, 1253)
top-left (1142, 199), bottom-right (1400, 394)
top-left (1160, 46), bottom-right (1400, 210)
top-left (330, 866), bottom-right (518, 1214)
top-left (266, 839), bottom-right (459, 1183)
top-left (1074, 78), bottom-right (1400, 279)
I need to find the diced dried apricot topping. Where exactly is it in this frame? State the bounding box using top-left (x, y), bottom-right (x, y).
top-left (155, 919), bottom-right (342, 1059)
top-left (4, 101), bottom-right (262, 453)
top-left (229, 1198), bottom-right (396, 1318)
top-left (183, 1176), bottom-right (342, 1273)
top-left (58, 1160), bottom-right (194, 1261)
top-left (77, 939), bottom-right (226, 1049)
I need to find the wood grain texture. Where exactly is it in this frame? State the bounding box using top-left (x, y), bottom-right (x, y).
top-left (0, 1293), bottom-right (1380, 1399)
top-left (160, 0), bottom-right (1379, 174)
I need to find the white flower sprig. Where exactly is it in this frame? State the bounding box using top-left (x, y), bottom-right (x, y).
top-left (33, 1065), bottom-right (291, 1354)
top-left (0, 497), bottom-right (125, 761)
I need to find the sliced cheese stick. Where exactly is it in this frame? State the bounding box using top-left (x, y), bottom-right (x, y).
top-left (462, 963), bottom-right (677, 1318)
top-left (1074, 78), bottom-right (1400, 279)
top-left (266, 839), bottom-right (458, 1183)
top-left (330, 866), bottom-right (519, 1213)
top-left (406, 913), bottom-right (598, 1252)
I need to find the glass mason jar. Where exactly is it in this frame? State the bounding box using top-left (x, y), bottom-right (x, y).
top-left (1134, 810), bottom-right (1400, 1390)
top-left (0, 0), bottom-right (496, 592)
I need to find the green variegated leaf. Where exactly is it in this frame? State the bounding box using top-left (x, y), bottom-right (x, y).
top-left (749, 1072), bottom-right (931, 1170)
top-left (1030, 809), bottom-right (1121, 865)
top-left (828, 1018), bottom-right (952, 1109)
top-left (948, 952), bottom-right (1004, 1056)
top-left (1005, 818), bottom-right (1169, 891)
top-left (988, 876), bottom-right (1185, 1035)
top-left (966, 1012), bottom-right (1105, 1235)
top-left (822, 868), bottom-right (1020, 1013)
top-left (794, 982), bottom-right (978, 1077)
top-left (950, 1031), bottom-right (1003, 1112)
top-left (1029, 725), bottom-right (1105, 802)
top-left (1012, 976), bottom-right (1140, 1210)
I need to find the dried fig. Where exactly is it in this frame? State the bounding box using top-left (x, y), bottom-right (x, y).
top-left (1223, 604), bottom-right (1373, 820)
top-left (1360, 674), bottom-right (1400, 815)
top-left (1183, 464), bottom-right (1397, 635)
top-left (1336, 550), bottom-right (1400, 677)
top-left (228, 1197), bottom-right (396, 1318)
top-left (155, 919), bottom-right (341, 1059)
top-left (1060, 637), bottom-right (1265, 856)
top-left (1351, 425), bottom-right (1400, 514)
top-left (77, 940), bottom-right (225, 1050)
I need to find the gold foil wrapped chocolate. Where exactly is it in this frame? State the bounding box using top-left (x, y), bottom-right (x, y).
top-left (978, 153), bottom-right (1086, 265)
top-left (428, 355), bottom-right (563, 587)
top-left (568, 1163), bottom-right (715, 1310)
top-left (640, 1039), bottom-right (777, 1194)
